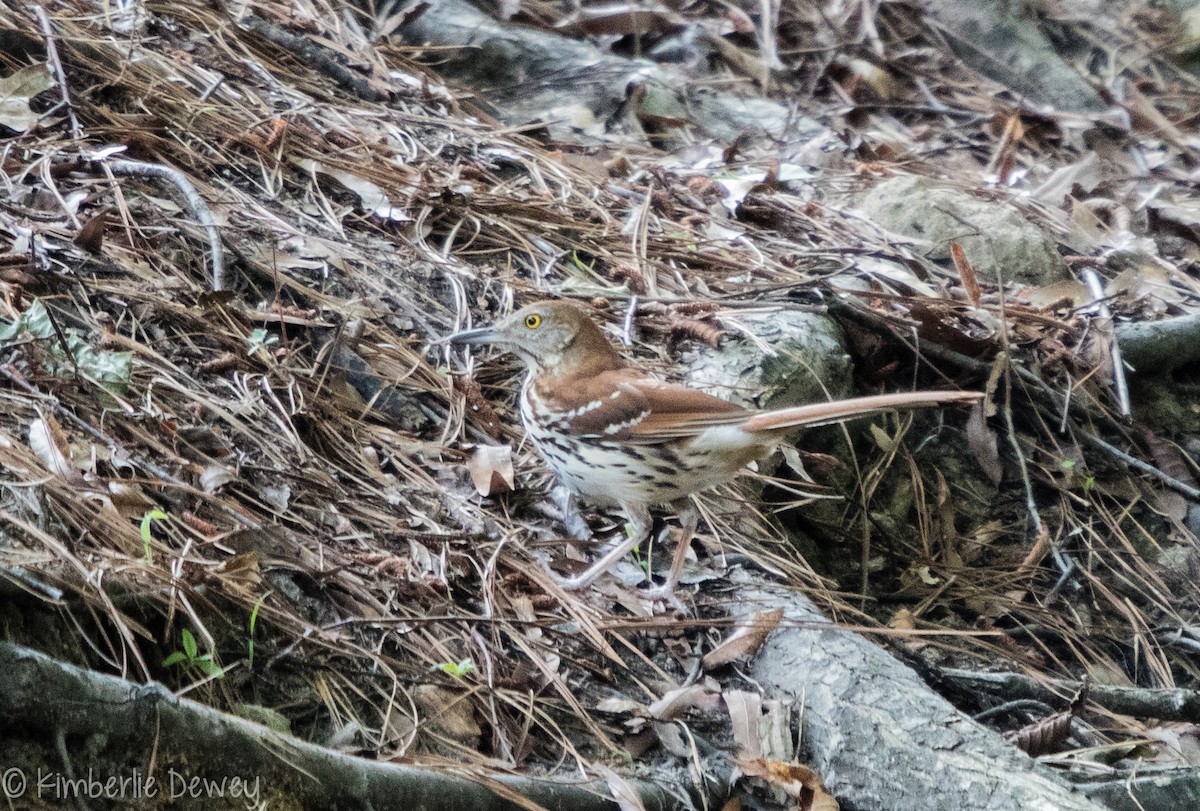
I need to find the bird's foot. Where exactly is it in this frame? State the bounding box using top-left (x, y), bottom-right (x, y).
top-left (554, 486), bottom-right (591, 541)
top-left (539, 559), bottom-right (589, 591)
top-left (636, 581), bottom-right (690, 613)
top-left (540, 529), bottom-right (643, 592)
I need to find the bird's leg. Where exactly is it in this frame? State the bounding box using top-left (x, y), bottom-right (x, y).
top-left (639, 499), bottom-right (700, 605)
top-left (554, 485), bottom-right (591, 541)
top-left (543, 502), bottom-right (651, 591)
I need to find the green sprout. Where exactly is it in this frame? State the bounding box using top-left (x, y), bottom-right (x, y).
top-left (432, 659), bottom-right (476, 678)
top-left (246, 328), bottom-right (279, 356)
top-left (162, 628), bottom-right (224, 679)
top-left (248, 592), bottom-right (271, 670)
top-left (140, 508), bottom-right (169, 563)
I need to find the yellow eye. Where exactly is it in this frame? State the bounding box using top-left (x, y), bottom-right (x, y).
top-left (524, 314), bottom-right (542, 329)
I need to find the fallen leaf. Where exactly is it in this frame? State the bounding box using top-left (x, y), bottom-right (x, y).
top-left (724, 690), bottom-right (763, 758)
top-left (200, 464), bottom-right (236, 493)
top-left (888, 607), bottom-right (917, 631)
top-left (28, 414), bottom-right (82, 481)
top-left (737, 758), bottom-right (839, 811)
top-left (594, 764), bottom-right (646, 811)
top-left (647, 683), bottom-right (717, 721)
top-left (466, 445), bottom-right (514, 496)
top-left (950, 242), bottom-right (982, 307)
top-left (1004, 711), bottom-right (1072, 757)
top-left (703, 608), bottom-right (783, 669)
top-left (966, 402), bottom-right (1002, 484)
top-left (413, 685), bottom-right (481, 748)
top-left (299, 159), bottom-right (414, 221)
top-left (0, 64), bottom-right (55, 133)
top-left (595, 697), bottom-right (644, 714)
top-left (74, 210), bottom-right (109, 254)
top-left (106, 481), bottom-right (154, 518)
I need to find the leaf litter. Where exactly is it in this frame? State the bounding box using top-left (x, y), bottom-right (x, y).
top-left (2, 0), bottom-right (1200, 806)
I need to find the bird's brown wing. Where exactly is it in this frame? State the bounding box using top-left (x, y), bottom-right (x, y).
top-left (540, 370), bottom-right (981, 442)
top-left (621, 378), bottom-right (750, 442)
top-left (534, 371), bottom-right (747, 441)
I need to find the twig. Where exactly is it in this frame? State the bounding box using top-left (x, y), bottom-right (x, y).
top-left (31, 5), bottom-right (83, 141)
top-left (1081, 268), bottom-right (1130, 419)
top-left (0, 566), bottom-right (63, 601)
top-left (1077, 430), bottom-right (1200, 502)
top-left (941, 668), bottom-right (1200, 723)
top-left (973, 699), bottom-right (1056, 722)
top-left (1002, 359), bottom-right (1042, 537)
top-left (242, 13), bottom-right (384, 103)
top-left (98, 158), bottom-right (227, 291)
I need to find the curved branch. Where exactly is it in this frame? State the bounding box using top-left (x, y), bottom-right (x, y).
top-left (0, 642), bottom-right (682, 811)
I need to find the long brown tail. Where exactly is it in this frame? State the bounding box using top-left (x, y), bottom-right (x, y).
top-left (743, 390), bottom-right (983, 433)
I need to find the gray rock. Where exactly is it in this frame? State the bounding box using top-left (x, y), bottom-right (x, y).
top-left (855, 175), bottom-right (1069, 286)
top-left (922, 0), bottom-right (1106, 113)
top-left (682, 309), bottom-right (852, 409)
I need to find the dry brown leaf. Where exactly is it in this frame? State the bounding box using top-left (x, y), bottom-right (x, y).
top-left (737, 758), bottom-right (839, 811)
top-left (466, 444), bottom-right (514, 496)
top-left (73, 209), bottom-right (108, 254)
top-left (595, 697), bottom-right (644, 715)
top-left (647, 683), bottom-right (717, 721)
top-left (106, 481), bottom-right (154, 518)
top-left (1141, 431), bottom-right (1195, 521)
top-left (703, 607), bottom-right (783, 669)
top-left (1004, 711), bottom-right (1071, 757)
top-left (985, 113), bottom-right (1024, 185)
top-left (888, 607), bottom-right (917, 631)
top-left (1123, 80), bottom-right (1188, 148)
top-left (950, 242), bottom-right (982, 307)
top-left (200, 464), bottom-right (236, 494)
top-left (907, 300), bottom-right (997, 357)
top-left (413, 685), bottom-right (481, 748)
top-left (966, 402), bottom-right (1002, 485)
top-left (1022, 280), bottom-right (1089, 310)
top-left (1108, 264), bottom-right (1184, 312)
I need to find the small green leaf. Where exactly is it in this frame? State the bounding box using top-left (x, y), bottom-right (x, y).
top-left (246, 328), bottom-right (279, 356)
top-left (1060, 459), bottom-right (1076, 471)
top-left (181, 628), bottom-right (197, 660)
top-left (248, 591), bottom-right (271, 670)
top-left (140, 508), bottom-right (169, 563)
top-left (198, 660), bottom-right (225, 679)
top-left (433, 659), bottom-right (476, 677)
top-left (162, 651), bottom-right (187, 668)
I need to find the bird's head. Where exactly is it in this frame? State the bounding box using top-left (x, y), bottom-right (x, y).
top-left (448, 300), bottom-right (623, 377)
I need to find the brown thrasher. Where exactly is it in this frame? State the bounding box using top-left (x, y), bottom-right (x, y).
top-left (451, 301), bottom-right (981, 599)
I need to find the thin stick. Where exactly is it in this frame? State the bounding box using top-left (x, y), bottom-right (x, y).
top-left (100, 158), bottom-right (227, 291)
top-left (32, 5), bottom-right (82, 141)
top-left (1081, 268), bottom-right (1130, 419)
